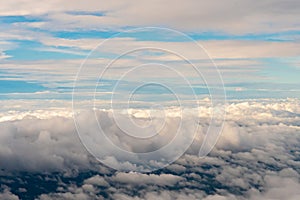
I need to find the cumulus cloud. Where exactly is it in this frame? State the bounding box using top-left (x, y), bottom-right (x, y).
top-left (0, 116), bottom-right (92, 172)
top-left (0, 98), bottom-right (299, 199)
top-left (84, 175), bottom-right (110, 187)
top-left (0, 188), bottom-right (20, 200)
top-left (111, 172), bottom-right (184, 186)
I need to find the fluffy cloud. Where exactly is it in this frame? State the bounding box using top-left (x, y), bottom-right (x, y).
top-left (0, 98), bottom-right (299, 199)
top-left (0, 188), bottom-right (20, 200)
top-left (111, 172), bottom-right (184, 186)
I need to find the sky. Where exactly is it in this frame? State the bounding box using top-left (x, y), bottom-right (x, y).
top-left (0, 0), bottom-right (300, 101)
top-left (0, 0), bottom-right (300, 200)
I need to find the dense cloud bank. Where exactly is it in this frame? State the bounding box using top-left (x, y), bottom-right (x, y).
top-left (0, 99), bottom-right (299, 199)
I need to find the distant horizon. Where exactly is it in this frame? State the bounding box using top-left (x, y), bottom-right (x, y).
top-left (0, 1), bottom-right (300, 199)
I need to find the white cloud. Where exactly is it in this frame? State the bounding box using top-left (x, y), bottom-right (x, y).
top-left (84, 175), bottom-right (110, 187)
top-left (1, 0), bottom-right (299, 34)
top-left (0, 189), bottom-right (20, 200)
top-left (0, 98), bottom-right (300, 199)
top-left (248, 175), bottom-right (300, 200)
top-left (111, 172), bottom-right (184, 186)
top-left (37, 36), bottom-right (300, 59)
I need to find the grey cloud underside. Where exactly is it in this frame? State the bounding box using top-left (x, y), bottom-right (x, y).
top-left (0, 99), bottom-right (300, 199)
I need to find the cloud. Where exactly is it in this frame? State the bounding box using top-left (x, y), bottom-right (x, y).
top-left (0, 116), bottom-right (92, 172)
top-left (1, 0), bottom-right (299, 34)
top-left (0, 98), bottom-right (299, 172)
top-left (84, 175), bottom-right (110, 187)
top-left (248, 175), bottom-right (300, 200)
top-left (37, 36), bottom-right (300, 59)
top-left (111, 172), bottom-right (184, 186)
top-left (0, 98), bottom-right (299, 199)
top-left (0, 188), bottom-right (20, 200)
top-left (1, 1), bottom-right (299, 199)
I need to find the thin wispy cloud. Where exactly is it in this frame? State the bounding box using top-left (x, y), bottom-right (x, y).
top-left (0, 1), bottom-right (299, 199)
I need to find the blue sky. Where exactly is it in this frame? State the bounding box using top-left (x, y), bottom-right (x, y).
top-left (1, 2), bottom-right (300, 200)
top-left (0, 0), bottom-right (300, 101)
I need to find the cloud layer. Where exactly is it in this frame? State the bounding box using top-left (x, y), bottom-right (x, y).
top-left (0, 98), bottom-right (299, 199)
top-left (1, 0), bottom-right (300, 34)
